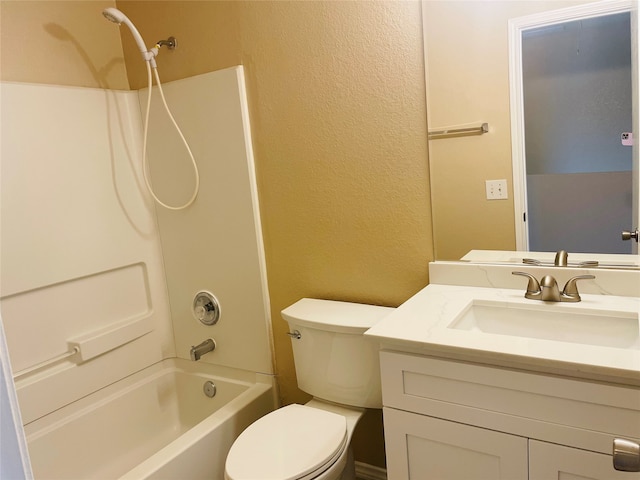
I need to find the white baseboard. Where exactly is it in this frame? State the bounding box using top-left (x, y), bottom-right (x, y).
top-left (355, 461), bottom-right (387, 480)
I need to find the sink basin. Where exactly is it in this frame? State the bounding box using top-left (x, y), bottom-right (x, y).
top-left (448, 300), bottom-right (640, 349)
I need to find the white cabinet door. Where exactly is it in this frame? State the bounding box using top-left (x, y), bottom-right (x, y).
top-left (384, 408), bottom-right (528, 480)
top-left (530, 440), bottom-right (640, 480)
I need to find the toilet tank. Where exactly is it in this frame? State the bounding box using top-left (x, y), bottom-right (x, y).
top-left (281, 298), bottom-right (394, 408)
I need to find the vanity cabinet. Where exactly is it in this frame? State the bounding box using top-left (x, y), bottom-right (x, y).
top-left (381, 350), bottom-right (640, 480)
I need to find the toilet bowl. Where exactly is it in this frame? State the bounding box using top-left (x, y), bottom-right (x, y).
top-left (224, 299), bottom-right (393, 480)
top-left (225, 400), bottom-right (362, 480)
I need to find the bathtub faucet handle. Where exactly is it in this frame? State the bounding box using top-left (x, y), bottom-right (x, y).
top-left (190, 338), bottom-right (216, 361)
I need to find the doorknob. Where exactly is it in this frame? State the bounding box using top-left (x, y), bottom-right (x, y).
top-left (621, 228), bottom-right (639, 242)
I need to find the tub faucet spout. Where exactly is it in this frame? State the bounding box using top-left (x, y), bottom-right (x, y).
top-left (190, 339), bottom-right (216, 361)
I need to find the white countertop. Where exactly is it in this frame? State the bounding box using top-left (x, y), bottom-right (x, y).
top-left (365, 283), bottom-right (640, 386)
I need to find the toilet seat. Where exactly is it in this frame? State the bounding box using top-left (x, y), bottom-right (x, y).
top-left (225, 404), bottom-right (348, 480)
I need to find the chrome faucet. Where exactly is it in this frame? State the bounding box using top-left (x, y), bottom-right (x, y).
top-left (512, 272), bottom-right (595, 302)
top-left (190, 338), bottom-right (216, 361)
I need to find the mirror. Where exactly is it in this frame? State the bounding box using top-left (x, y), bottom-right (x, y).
top-left (423, 0), bottom-right (640, 264)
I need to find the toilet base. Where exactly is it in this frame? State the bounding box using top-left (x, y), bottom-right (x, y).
top-left (311, 446), bottom-right (354, 480)
top-left (339, 448), bottom-right (356, 480)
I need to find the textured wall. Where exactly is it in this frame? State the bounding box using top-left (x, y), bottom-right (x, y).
top-left (117, 0), bottom-right (432, 468)
top-left (0, 0), bottom-right (129, 89)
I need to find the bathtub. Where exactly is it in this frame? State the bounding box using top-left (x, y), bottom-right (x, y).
top-left (22, 358), bottom-right (275, 479)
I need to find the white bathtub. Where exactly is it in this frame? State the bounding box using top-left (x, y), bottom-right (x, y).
top-left (23, 358), bottom-right (275, 479)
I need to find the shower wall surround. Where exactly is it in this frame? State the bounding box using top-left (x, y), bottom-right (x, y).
top-left (141, 67), bottom-right (273, 375)
top-left (1, 82), bottom-right (173, 424)
top-left (0, 66), bottom-right (272, 428)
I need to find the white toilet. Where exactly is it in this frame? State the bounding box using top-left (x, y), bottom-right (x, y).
top-left (225, 298), bottom-right (393, 480)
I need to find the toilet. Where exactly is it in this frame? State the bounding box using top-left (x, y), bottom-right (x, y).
top-left (225, 298), bottom-right (393, 480)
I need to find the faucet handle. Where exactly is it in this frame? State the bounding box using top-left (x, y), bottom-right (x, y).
top-left (562, 275), bottom-right (595, 301)
top-left (512, 271), bottom-right (541, 297)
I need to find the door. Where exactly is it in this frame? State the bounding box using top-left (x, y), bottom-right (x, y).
top-left (510, 1), bottom-right (639, 254)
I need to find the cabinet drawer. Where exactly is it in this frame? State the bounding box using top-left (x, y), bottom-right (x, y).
top-left (380, 350), bottom-right (640, 452)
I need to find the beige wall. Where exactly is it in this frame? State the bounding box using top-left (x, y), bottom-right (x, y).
top-left (0, 0), bottom-right (129, 89)
top-left (424, 0), bottom-right (595, 260)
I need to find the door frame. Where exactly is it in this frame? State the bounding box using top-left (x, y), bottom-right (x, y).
top-left (508, 0), bottom-right (637, 251)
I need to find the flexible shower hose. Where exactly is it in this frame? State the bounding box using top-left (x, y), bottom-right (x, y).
top-left (142, 61), bottom-right (200, 210)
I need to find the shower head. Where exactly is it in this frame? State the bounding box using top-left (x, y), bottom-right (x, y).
top-left (102, 7), bottom-right (126, 24)
top-left (102, 7), bottom-right (156, 65)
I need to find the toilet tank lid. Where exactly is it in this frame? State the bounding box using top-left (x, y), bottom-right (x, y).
top-left (282, 298), bottom-right (394, 333)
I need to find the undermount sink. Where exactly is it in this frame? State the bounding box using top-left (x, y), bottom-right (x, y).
top-left (448, 300), bottom-right (640, 349)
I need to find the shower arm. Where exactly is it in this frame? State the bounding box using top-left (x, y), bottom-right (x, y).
top-left (142, 38), bottom-right (176, 66)
top-left (156, 37), bottom-right (177, 50)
